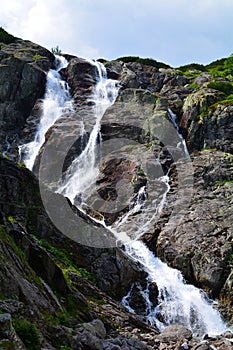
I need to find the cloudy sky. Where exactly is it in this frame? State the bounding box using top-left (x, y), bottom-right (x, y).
top-left (1, 0), bottom-right (233, 67)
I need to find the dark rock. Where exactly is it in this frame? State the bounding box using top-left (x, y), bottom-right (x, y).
top-left (62, 57), bottom-right (99, 108)
top-left (152, 150), bottom-right (233, 301)
top-left (156, 325), bottom-right (192, 342)
top-left (0, 313), bottom-right (26, 349)
top-left (0, 39), bottom-right (54, 160)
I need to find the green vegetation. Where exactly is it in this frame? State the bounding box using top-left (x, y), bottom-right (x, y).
top-left (205, 58), bottom-right (226, 71)
top-left (0, 27), bottom-right (17, 44)
top-left (207, 81), bottom-right (233, 95)
top-left (189, 83), bottom-right (201, 90)
top-left (0, 340), bottom-right (15, 350)
top-left (7, 215), bottom-right (15, 223)
top-left (35, 238), bottom-right (96, 283)
top-left (0, 225), bottom-right (25, 262)
top-left (215, 179), bottom-right (233, 186)
top-left (97, 58), bottom-right (109, 64)
top-left (32, 54), bottom-right (44, 61)
top-left (177, 63), bottom-right (205, 72)
top-left (51, 45), bottom-right (62, 55)
top-left (205, 55), bottom-right (233, 77)
top-left (228, 254), bottom-right (233, 264)
top-left (17, 161), bottom-right (26, 168)
top-left (116, 55), bottom-right (170, 69)
top-left (13, 319), bottom-right (40, 350)
top-left (216, 94), bottom-right (233, 106)
top-left (176, 55), bottom-right (233, 81)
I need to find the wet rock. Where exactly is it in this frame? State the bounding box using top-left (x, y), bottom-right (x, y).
top-left (0, 39), bottom-right (54, 159)
top-left (62, 56), bottom-right (99, 108)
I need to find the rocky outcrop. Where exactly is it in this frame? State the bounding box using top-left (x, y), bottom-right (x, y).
top-left (61, 57), bottom-right (99, 108)
top-left (0, 155), bottom-right (148, 299)
top-left (0, 39), bottom-right (54, 159)
top-left (185, 103), bottom-right (233, 152)
top-left (1, 29), bottom-right (233, 348)
top-left (144, 150), bottom-right (233, 316)
top-left (0, 154), bottom-right (159, 348)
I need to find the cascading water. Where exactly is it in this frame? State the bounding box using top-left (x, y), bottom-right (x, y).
top-left (20, 56), bottom-right (229, 337)
top-left (122, 240), bottom-right (226, 336)
top-left (168, 108), bottom-right (189, 157)
top-left (19, 55), bottom-right (73, 170)
top-left (117, 110), bottom-right (228, 336)
top-left (58, 61), bottom-right (120, 205)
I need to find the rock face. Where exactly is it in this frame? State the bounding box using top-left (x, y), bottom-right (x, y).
top-left (1, 29), bottom-right (233, 348)
top-left (0, 38), bottom-right (54, 159)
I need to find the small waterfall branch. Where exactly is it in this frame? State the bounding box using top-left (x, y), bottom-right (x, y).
top-left (19, 55), bottom-right (73, 170)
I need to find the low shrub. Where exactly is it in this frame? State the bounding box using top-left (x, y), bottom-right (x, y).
top-left (0, 27), bottom-right (17, 44)
top-left (207, 81), bottom-right (233, 95)
top-left (13, 319), bottom-right (40, 350)
top-left (116, 56), bottom-right (170, 69)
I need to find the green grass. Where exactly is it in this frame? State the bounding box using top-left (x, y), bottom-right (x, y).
top-left (13, 319), bottom-right (40, 350)
top-left (0, 340), bottom-right (15, 350)
top-left (115, 55), bottom-right (170, 69)
top-left (189, 83), bottom-right (201, 90)
top-left (177, 62), bottom-right (205, 72)
top-left (216, 94), bottom-right (233, 106)
top-left (0, 225), bottom-right (25, 262)
top-left (35, 238), bottom-right (96, 283)
top-left (0, 27), bottom-right (17, 44)
top-left (215, 180), bottom-right (233, 186)
top-left (207, 81), bottom-right (233, 95)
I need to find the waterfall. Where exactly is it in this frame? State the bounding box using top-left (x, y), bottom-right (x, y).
top-left (122, 240), bottom-right (227, 336)
top-left (168, 108), bottom-right (189, 157)
top-left (58, 61), bottom-right (120, 205)
top-left (19, 55), bottom-right (73, 170)
top-left (117, 109), bottom-right (228, 336)
top-left (19, 56), bottom-right (229, 337)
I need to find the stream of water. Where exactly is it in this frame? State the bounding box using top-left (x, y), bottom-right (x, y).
top-left (20, 57), bottom-right (228, 337)
top-left (19, 55), bottom-right (73, 170)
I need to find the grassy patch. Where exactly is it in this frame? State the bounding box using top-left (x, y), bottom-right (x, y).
top-left (13, 319), bottom-right (40, 350)
top-left (0, 27), bottom-right (17, 44)
top-left (200, 147), bottom-right (217, 152)
top-left (35, 238), bottom-right (96, 283)
top-left (189, 83), bottom-right (201, 90)
top-left (116, 56), bottom-right (170, 69)
top-left (0, 225), bottom-right (25, 262)
top-left (177, 63), bottom-right (205, 72)
top-left (216, 94), bottom-right (233, 106)
top-left (207, 81), bottom-right (233, 95)
top-left (0, 340), bottom-right (16, 350)
top-left (215, 180), bottom-right (233, 186)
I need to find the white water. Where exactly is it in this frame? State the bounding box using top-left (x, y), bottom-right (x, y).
top-left (112, 175), bottom-right (170, 241)
top-left (2, 135), bottom-right (11, 156)
top-left (19, 56), bottom-right (228, 337)
top-left (58, 61), bottom-right (120, 204)
top-left (122, 240), bottom-right (227, 336)
top-left (19, 55), bottom-right (73, 170)
top-left (117, 109), bottom-right (227, 336)
top-left (168, 108), bottom-right (189, 157)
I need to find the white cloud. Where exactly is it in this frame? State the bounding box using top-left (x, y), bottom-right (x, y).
top-left (0, 0), bottom-right (233, 65)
